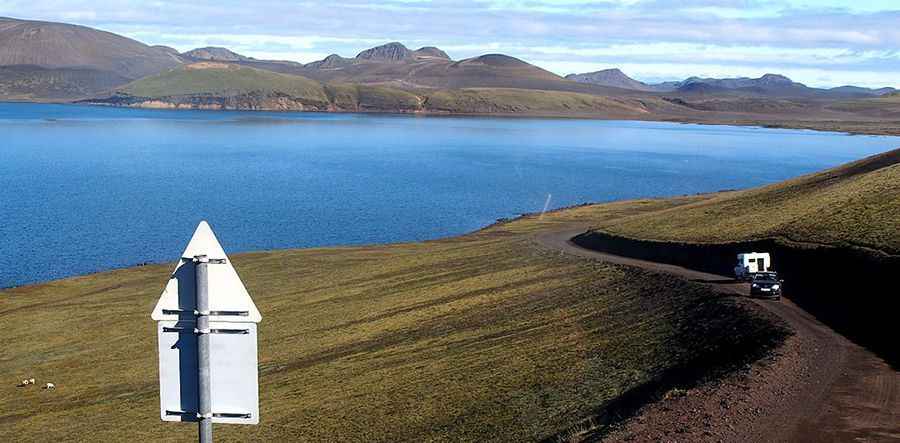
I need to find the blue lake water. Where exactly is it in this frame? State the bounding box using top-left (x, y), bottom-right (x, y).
top-left (2, 102), bottom-right (899, 287)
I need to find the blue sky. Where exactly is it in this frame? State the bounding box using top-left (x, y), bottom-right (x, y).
top-left (3, 0), bottom-right (899, 88)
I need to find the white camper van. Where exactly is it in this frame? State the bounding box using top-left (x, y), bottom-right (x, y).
top-left (734, 252), bottom-right (771, 280)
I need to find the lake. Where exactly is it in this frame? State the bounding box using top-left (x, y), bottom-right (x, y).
top-left (2, 102), bottom-right (898, 287)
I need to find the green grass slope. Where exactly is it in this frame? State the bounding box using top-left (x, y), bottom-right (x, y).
top-left (592, 148), bottom-right (900, 254)
top-left (121, 63), bottom-right (328, 102)
top-left (325, 83), bottom-right (423, 111)
top-left (427, 88), bottom-right (651, 116)
top-left (108, 65), bottom-right (659, 116)
top-left (0, 202), bottom-right (782, 442)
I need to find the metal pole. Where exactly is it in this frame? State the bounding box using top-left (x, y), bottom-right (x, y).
top-left (195, 255), bottom-right (212, 443)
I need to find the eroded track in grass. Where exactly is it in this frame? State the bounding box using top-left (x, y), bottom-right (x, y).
top-left (535, 227), bottom-right (900, 442)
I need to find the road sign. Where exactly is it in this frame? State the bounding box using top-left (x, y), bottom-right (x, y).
top-left (152, 222), bottom-right (261, 323)
top-left (152, 221), bottom-right (262, 441)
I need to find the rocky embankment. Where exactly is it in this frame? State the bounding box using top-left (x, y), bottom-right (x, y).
top-left (572, 230), bottom-right (900, 368)
top-left (84, 92), bottom-right (335, 112)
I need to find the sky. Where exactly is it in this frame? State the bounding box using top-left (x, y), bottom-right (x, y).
top-left (3, 0), bottom-right (900, 88)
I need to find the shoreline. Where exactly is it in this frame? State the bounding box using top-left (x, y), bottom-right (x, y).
top-left (2, 105), bottom-right (896, 290)
top-left (5, 99), bottom-right (900, 137)
top-left (75, 102), bottom-right (900, 137)
top-left (0, 177), bottom-right (890, 292)
top-left (0, 201), bottom-right (596, 291)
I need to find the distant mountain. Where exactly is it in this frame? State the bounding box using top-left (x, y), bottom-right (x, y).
top-left (563, 71), bottom-right (840, 97)
top-left (298, 45), bottom-right (621, 95)
top-left (649, 74), bottom-right (826, 97)
top-left (0, 16), bottom-right (181, 98)
top-left (351, 42), bottom-right (451, 63)
top-left (0, 17), bottom-right (180, 77)
top-left (434, 54), bottom-right (565, 88)
top-left (652, 80), bottom-right (682, 91)
top-left (414, 46), bottom-right (450, 59)
top-left (152, 45), bottom-right (182, 58)
top-left (303, 45), bottom-right (447, 71)
top-left (677, 74), bottom-right (798, 90)
top-left (304, 54), bottom-right (352, 69)
top-left (565, 69), bottom-right (655, 91)
top-left (5, 15), bottom-right (898, 108)
top-left (182, 47), bottom-right (251, 62)
top-left (828, 85), bottom-right (897, 97)
top-left (651, 74), bottom-right (896, 98)
top-left (356, 42), bottom-right (414, 62)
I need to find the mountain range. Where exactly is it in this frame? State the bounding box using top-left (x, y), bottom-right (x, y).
top-left (567, 69), bottom-right (895, 98)
top-left (2, 15), bottom-right (899, 134)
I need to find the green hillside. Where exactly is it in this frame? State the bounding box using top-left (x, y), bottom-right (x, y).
top-left (110, 64), bottom-right (656, 116)
top-left (592, 148), bottom-right (900, 254)
top-left (325, 83), bottom-right (423, 111)
top-left (121, 63), bottom-right (328, 103)
top-left (427, 88), bottom-right (650, 115)
top-left (0, 199), bottom-right (782, 442)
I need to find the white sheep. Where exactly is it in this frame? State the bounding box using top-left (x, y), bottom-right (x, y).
top-left (18, 378), bottom-right (35, 387)
top-left (43, 382), bottom-right (55, 389)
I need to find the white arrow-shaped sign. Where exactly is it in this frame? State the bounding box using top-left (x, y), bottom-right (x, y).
top-left (152, 221), bottom-right (261, 430)
top-left (152, 221), bottom-right (261, 323)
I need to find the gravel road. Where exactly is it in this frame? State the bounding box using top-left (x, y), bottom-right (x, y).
top-left (535, 227), bottom-right (899, 442)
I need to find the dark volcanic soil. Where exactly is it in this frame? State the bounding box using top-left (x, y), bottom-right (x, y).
top-left (535, 227), bottom-right (900, 442)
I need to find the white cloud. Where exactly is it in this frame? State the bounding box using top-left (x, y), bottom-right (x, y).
top-left (522, 43), bottom-right (899, 66)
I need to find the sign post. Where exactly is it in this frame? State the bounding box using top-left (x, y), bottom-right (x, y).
top-left (152, 221), bottom-right (262, 442)
top-left (196, 254), bottom-right (212, 443)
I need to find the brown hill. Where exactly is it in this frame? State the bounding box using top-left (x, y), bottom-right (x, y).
top-left (0, 64), bottom-right (131, 100)
top-left (566, 68), bottom-right (655, 91)
top-left (298, 46), bottom-right (626, 95)
top-left (0, 17), bottom-right (181, 98)
top-left (182, 46), bottom-right (250, 62)
top-left (355, 42), bottom-right (414, 62)
top-left (0, 17), bottom-right (180, 79)
top-left (414, 46), bottom-right (450, 59)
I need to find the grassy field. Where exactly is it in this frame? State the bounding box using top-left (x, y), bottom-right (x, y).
top-left (0, 199), bottom-right (783, 442)
top-left (121, 63), bottom-right (329, 104)
top-left (589, 148), bottom-right (900, 254)
top-left (573, 149), bottom-right (900, 367)
top-left (425, 88), bottom-right (649, 116)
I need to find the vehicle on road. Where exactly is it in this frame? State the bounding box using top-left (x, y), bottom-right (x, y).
top-left (750, 272), bottom-right (782, 299)
top-left (734, 252), bottom-right (772, 280)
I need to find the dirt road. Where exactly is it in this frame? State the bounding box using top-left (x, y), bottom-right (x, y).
top-left (535, 227), bottom-right (899, 442)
